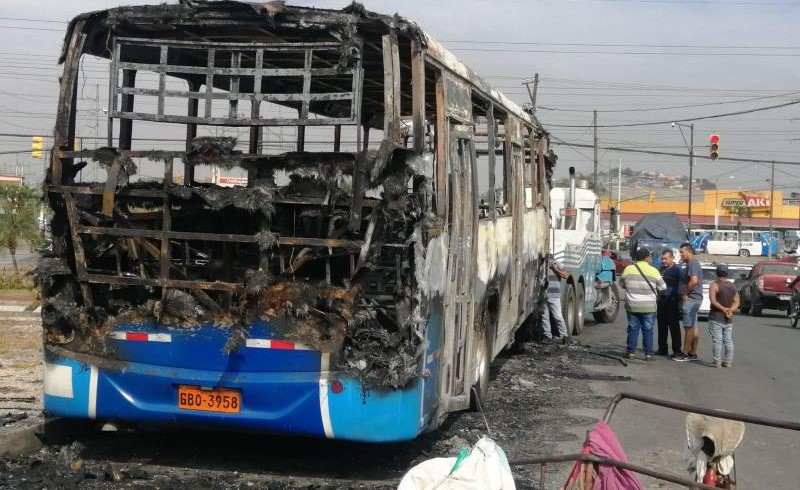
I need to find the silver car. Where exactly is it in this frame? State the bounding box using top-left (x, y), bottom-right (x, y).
top-left (698, 263), bottom-right (752, 318)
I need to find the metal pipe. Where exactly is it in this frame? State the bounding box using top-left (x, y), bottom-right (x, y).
top-left (508, 453), bottom-right (724, 490)
top-left (602, 392), bottom-right (800, 431)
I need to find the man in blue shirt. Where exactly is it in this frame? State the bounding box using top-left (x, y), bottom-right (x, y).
top-left (656, 249), bottom-right (682, 357)
top-left (674, 243), bottom-right (703, 362)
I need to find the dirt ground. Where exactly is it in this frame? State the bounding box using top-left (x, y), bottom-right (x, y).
top-left (0, 313), bottom-right (627, 490)
top-left (0, 312), bottom-right (42, 425)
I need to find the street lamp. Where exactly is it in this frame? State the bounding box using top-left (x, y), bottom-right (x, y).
top-left (672, 122), bottom-right (695, 232)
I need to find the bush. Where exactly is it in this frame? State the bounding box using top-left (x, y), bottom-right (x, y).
top-left (0, 268), bottom-right (34, 290)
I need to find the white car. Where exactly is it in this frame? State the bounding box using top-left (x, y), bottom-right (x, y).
top-left (698, 263), bottom-right (752, 318)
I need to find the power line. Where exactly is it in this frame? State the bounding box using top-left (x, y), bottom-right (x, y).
top-left (539, 91), bottom-right (800, 113)
top-left (551, 138), bottom-right (800, 165)
top-left (445, 40), bottom-right (800, 50)
top-left (450, 47), bottom-right (800, 57)
top-left (544, 99), bottom-right (800, 128)
top-left (0, 17), bottom-right (66, 24)
top-left (0, 25), bottom-right (63, 32)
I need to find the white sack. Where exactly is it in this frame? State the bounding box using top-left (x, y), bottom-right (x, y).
top-left (398, 437), bottom-right (516, 490)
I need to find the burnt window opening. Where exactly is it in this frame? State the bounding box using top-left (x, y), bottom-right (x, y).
top-left (524, 127), bottom-right (536, 210)
top-left (493, 112), bottom-right (511, 217)
top-left (472, 95), bottom-right (494, 221)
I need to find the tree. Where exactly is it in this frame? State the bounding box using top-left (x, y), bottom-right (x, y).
top-left (0, 185), bottom-right (42, 274)
top-left (728, 206), bottom-right (752, 235)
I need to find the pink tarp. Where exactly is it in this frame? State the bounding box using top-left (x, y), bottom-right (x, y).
top-left (563, 421), bottom-right (643, 490)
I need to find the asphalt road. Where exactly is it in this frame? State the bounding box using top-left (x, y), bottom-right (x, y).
top-left (577, 308), bottom-right (800, 488)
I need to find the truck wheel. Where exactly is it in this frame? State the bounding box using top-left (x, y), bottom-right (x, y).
top-left (573, 283), bottom-right (585, 335)
top-left (739, 249), bottom-right (750, 257)
top-left (740, 302), bottom-right (750, 315)
top-left (563, 284), bottom-right (576, 339)
top-left (593, 283), bottom-right (621, 323)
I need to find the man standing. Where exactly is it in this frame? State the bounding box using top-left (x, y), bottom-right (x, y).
top-left (541, 256), bottom-right (570, 342)
top-left (656, 250), bottom-right (682, 357)
top-left (619, 248), bottom-right (666, 360)
top-left (675, 243), bottom-right (703, 362)
top-left (708, 264), bottom-right (739, 367)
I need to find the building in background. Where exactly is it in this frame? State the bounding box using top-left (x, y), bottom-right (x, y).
top-left (600, 187), bottom-right (800, 232)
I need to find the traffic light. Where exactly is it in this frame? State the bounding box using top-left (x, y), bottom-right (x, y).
top-left (648, 191), bottom-right (656, 202)
top-left (710, 134), bottom-right (720, 160)
top-left (31, 136), bottom-right (44, 159)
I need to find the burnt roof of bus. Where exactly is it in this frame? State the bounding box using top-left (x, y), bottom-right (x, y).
top-left (59, 0), bottom-right (538, 129)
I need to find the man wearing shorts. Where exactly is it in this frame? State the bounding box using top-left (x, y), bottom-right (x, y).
top-left (675, 243), bottom-right (703, 362)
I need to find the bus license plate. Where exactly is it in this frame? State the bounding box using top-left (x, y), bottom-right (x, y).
top-left (178, 386), bottom-right (241, 413)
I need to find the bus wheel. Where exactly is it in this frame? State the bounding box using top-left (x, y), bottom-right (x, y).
top-left (573, 283), bottom-right (585, 335)
top-left (739, 249), bottom-right (750, 257)
top-left (470, 317), bottom-right (493, 412)
top-left (563, 284), bottom-right (576, 339)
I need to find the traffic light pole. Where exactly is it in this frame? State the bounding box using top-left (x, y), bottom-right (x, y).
top-left (688, 124), bottom-right (694, 232)
top-left (672, 122), bottom-right (694, 232)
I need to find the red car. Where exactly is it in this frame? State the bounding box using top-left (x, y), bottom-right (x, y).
top-left (604, 250), bottom-right (632, 275)
top-left (739, 260), bottom-right (800, 316)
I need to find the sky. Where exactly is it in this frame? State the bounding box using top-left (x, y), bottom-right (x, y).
top-left (1, 0), bottom-right (799, 194)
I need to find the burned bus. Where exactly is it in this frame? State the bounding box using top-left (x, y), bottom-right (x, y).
top-left (39, 2), bottom-right (555, 442)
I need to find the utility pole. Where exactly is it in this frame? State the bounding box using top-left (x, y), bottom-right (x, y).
top-left (616, 157), bottom-right (622, 250)
top-left (769, 159), bottom-right (775, 257)
top-left (523, 73), bottom-right (540, 124)
top-left (593, 110), bottom-right (598, 193)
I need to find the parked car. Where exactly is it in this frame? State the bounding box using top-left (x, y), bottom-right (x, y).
top-left (604, 250), bottom-right (632, 275)
top-left (699, 263), bottom-right (752, 319)
top-left (739, 261), bottom-right (800, 316)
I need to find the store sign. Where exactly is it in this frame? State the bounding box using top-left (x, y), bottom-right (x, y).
top-left (721, 193), bottom-right (770, 208)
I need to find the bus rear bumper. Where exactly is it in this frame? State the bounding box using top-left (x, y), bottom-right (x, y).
top-left (43, 351), bottom-right (425, 442)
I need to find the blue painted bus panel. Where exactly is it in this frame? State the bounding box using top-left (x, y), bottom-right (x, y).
top-left (328, 378), bottom-right (423, 442)
top-left (44, 348), bottom-right (427, 442)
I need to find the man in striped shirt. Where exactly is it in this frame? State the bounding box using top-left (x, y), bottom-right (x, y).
top-left (618, 248), bottom-right (666, 360)
top-left (541, 256), bottom-right (570, 342)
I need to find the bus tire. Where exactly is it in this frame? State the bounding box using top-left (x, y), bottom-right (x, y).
top-left (739, 248), bottom-right (750, 257)
top-left (470, 315), bottom-right (493, 412)
top-left (573, 283), bottom-right (585, 335)
top-left (563, 284), bottom-right (576, 339)
top-left (594, 283), bottom-right (621, 324)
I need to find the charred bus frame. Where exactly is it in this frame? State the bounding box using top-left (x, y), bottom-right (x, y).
top-left (40, 2), bottom-right (556, 440)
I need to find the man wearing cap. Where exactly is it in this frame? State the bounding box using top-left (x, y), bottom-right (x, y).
top-left (618, 248), bottom-right (666, 360)
top-left (541, 256), bottom-right (570, 342)
top-left (708, 264), bottom-right (739, 367)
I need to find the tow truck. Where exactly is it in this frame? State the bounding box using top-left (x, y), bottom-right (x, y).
top-left (550, 168), bottom-right (620, 335)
